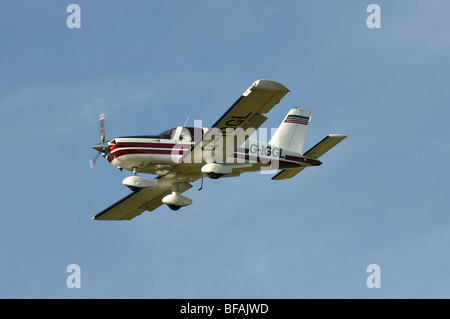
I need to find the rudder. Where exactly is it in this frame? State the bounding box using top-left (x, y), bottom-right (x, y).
top-left (269, 108), bottom-right (311, 153)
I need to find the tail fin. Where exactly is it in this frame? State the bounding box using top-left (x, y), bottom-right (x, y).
top-left (269, 108), bottom-right (311, 153)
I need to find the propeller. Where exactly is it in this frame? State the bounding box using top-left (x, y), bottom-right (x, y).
top-left (90, 114), bottom-right (109, 169)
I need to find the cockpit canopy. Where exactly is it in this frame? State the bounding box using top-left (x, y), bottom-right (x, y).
top-left (158, 128), bottom-right (176, 139)
top-left (161, 127), bottom-right (204, 142)
top-left (118, 127), bottom-right (204, 142)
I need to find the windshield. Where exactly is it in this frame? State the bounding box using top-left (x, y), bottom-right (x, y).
top-left (158, 128), bottom-right (176, 140)
top-left (117, 127), bottom-right (176, 140)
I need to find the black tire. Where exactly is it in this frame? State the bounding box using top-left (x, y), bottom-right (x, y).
top-left (208, 172), bottom-right (223, 179)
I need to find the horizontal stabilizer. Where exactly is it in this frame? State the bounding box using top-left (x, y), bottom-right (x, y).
top-left (271, 168), bottom-right (305, 180)
top-left (272, 134), bottom-right (347, 181)
top-left (303, 134), bottom-right (348, 159)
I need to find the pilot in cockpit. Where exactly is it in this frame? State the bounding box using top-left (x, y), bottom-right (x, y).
top-left (179, 128), bottom-right (192, 142)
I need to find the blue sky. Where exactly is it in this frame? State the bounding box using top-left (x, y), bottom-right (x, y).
top-left (1, 0), bottom-right (450, 298)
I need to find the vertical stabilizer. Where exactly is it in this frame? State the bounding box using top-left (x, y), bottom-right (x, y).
top-left (269, 108), bottom-right (311, 153)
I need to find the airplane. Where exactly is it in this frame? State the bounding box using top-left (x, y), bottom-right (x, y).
top-left (90, 79), bottom-right (348, 220)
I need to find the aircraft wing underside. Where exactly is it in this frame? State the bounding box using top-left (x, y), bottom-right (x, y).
top-left (93, 181), bottom-right (193, 220)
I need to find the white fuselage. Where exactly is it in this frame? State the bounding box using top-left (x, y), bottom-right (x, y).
top-left (106, 126), bottom-right (321, 177)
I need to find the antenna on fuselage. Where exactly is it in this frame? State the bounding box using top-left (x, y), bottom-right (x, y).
top-left (183, 116), bottom-right (190, 127)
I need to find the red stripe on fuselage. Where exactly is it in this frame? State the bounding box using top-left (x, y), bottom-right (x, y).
top-left (110, 147), bottom-right (321, 169)
top-left (285, 154), bottom-right (321, 166)
top-left (232, 153), bottom-right (306, 169)
top-left (111, 148), bottom-right (188, 158)
top-left (108, 139), bottom-right (322, 167)
top-left (110, 141), bottom-right (189, 151)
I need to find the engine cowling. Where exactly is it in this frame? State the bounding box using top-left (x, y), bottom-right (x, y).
top-left (201, 164), bottom-right (233, 179)
top-left (162, 192), bottom-right (193, 211)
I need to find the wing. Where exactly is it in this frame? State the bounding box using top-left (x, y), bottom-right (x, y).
top-left (179, 79), bottom-right (289, 164)
top-left (92, 181), bottom-right (192, 220)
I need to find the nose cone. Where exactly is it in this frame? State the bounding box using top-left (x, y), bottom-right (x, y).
top-left (92, 142), bottom-right (109, 153)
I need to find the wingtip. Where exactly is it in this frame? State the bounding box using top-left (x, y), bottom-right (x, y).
top-left (252, 79), bottom-right (290, 92)
top-left (328, 134), bottom-right (349, 138)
